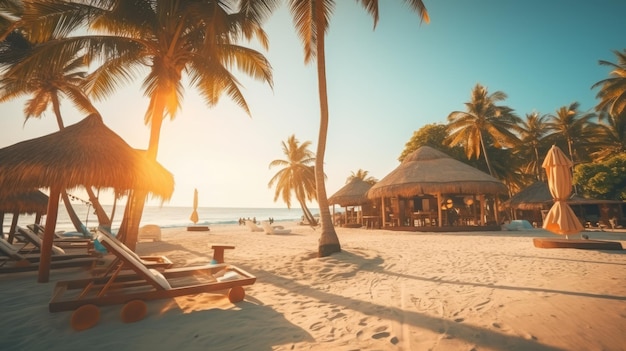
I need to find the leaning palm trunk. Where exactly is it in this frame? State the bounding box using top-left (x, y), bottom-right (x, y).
top-left (61, 192), bottom-right (88, 236)
top-left (298, 198), bottom-right (317, 226)
top-left (479, 132), bottom-right (495, 177)
top-left (314, 2), bottom-right (340, 257)
top-left (120, 94), bottom-right (167, 250)
top-left (85, 187), bottom-right (111, 228)
top-left (117, 189), bottom-right (146, 251)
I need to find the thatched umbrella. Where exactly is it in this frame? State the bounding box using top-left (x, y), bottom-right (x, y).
top-left (368, 146), bottom-right (508, 226)
top-left (501, 181), bottom-right (552, 210)
top-left (0, 114), bottom-right (174, 282)
top-left (329, 178), bottom-right (373, 226)
top-left (0, 190), bottom-right (48, 239)
top-left (329, 178), bottom-right (372, 207)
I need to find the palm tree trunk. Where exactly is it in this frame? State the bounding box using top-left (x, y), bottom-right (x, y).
top-left (122, 94), bottom-right (166, 249)
top-left (533, 145), bottom-right (541, 181)
top-left (61, 192), bottom-right (89, 236)
top-left (85, 187), bottom-right (111, 228)
top-left (298, 198), bottom-right (316, 226)
top-left (314, 2), bottom-right (340, 257)
top-left (479, 132), bottom-right (495, 177)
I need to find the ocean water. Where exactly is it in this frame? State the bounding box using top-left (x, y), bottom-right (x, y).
top-left (2, 205), bottom-right (311, 233)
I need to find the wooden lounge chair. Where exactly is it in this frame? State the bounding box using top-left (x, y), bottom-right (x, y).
top-left (49, 233), bottom-right (256, 330)
top-left (0, 238), bottom-right (100, 274)
top-left (95, 228), bottom-right (173, 271)
top-left (16, 226), bottom-right (94, 255)
top-left (261, 221), bottom-right (291, 235)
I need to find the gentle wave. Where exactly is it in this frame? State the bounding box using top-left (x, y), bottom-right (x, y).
top-left (2, 205), bottom-right (313, 233)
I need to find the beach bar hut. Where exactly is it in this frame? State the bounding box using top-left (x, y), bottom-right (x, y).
top-left (0, 113), bottom-right (174, 282)
top-left (367, 146), bottom-right (508, 231)
top-left (328, 178), bottom-right (375, 228)
top-left (502, 181), bottom-right (624, 228)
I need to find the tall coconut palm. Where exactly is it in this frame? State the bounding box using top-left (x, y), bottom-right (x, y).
top-left (286, 0), bottom-right (429, 257)
top-left (545, 102), bottom-right (598, 164)
top-left (445, 83), bottom-right (521, 177)
top-left (0, 0), bottom-right (22, 41)
top-left (592, 49), bottom-right (626, 119)
top-left (0, 31), bottom-right (112, 232)
top-left (16, 0), bottom-right (278, 248)
top-left (268, 135), bottom-right (318, 225)
top-left (591, 110), bottom-right (626, 161)
top-left (516, 111), bottom-right (550, 181)
top-left (346, 169), bottom-right (377, 185)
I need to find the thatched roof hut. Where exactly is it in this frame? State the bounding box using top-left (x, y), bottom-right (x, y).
top-left (502, 181), bottom-right (623, 209)
top-left (368, 146), bottom-right (508, 199)
top-left (329, 178), bottom-right (373, 207)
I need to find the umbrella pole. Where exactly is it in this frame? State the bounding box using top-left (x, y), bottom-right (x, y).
top-left (38, 186), bottom-right (61, 283)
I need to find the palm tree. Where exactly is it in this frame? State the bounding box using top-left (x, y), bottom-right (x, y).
top-left (445, 83), bottom-right (521, 177)
top-left (0, 0), bottom-right (22, 41)
top-left (286, 0), bottom-right (429, 257)
top-left (0, 31), bottom-right (112, 232)
top-left (592, 49), bottom-right (626, 119)
top-left (346, 169), bottom-right (377, 185)
top-left (15, 0), bottom-right (278, 248)
top-left (268, 135), bottom-right (318, 225)
top-left (516, 111), bottom-right (550, 181)
top-left (591, 110), bottom-right (626, 161)
top-left (544, 102), bottom-right (598, 164)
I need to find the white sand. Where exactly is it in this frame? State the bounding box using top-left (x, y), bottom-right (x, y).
top-left (1, 223), bottom-right (625, 351)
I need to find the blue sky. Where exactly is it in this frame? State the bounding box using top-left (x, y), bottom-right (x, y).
top-left (1, 1), bottom-right (624, 208)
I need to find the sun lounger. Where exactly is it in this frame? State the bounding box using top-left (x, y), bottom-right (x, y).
top-left (245, 220), bottom-right (264, 232)
top-left (261, 221), bottom-right (291, 235)
top-left (16, 226), bottom-right (94, 255)
top-left (49, 232), bottom-right (256, 330)
top-left (0, 238), bottom-right (101, 274)
top-left (94, 228), bottom-right (173, 272)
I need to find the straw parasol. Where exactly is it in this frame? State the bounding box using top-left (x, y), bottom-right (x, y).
top-left (0, 190), bottom-right (48, 239)
top-left (501, 181), bottom-right (553, 210)
top-left (0, 113), bottom-right (175, 282)
top-left (541, 145), bottom-right (583, 236)
top-left (329, 178), bottom-right (373, 207)
top-left (368, 146), bottom-right (508, 198)
top-left (0, 189), bottom-right (48, 215)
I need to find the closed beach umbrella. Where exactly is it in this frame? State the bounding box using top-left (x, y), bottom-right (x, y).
top-left (0, 113), bottom-right (174, 282)
top-left (190, 188), bottom-right (199, 224)
top-left (541, 145), bottom-right (583, 236)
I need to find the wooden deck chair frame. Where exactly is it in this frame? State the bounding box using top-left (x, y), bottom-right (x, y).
top-left (0, 238), bottom-right (100, 274)
top-left (94, 228), bottom-right (173, 274)
top-left (49, 233), bottom-right (256, 315)
top-left (16, 226), bottom-right (95, 256)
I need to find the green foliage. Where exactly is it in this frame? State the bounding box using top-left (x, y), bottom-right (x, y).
top-left (399, 123), bottom-right (465, 162)
top-left (574, 153), bottom-right (626, 199)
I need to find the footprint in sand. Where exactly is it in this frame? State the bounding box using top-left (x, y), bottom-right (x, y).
top-left (454, 318), bottom-right (464, 323)
top-left (372, 331), bottom-right (390, 339)
top-left (309, 322), bottom-right (324, 331)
